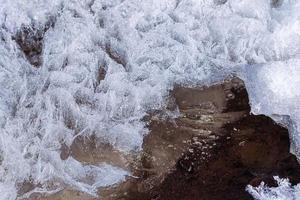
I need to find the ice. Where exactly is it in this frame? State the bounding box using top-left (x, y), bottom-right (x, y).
top-left (246, 176), bottom-right (300, 200)
top-left (241, 60), bottom-right (300, 157)
top-left (0, 0), bottom-right (300, 199)
top-left (0, 0), bottom-right (63, 33)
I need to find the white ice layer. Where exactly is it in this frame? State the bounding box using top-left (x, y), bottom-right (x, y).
top-left (242, 60), bottom-right (300, 157)
top-left (0, 0), bottom-right (300, 199)
top-left (246, 176), bottom-right (300, 200)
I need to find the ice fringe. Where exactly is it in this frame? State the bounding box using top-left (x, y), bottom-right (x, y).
top-left (246, 176), bottom-right (300, 200)
top-left (0, 0), bottom-right (300, 199)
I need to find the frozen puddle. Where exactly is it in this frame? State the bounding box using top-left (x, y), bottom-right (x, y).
top-left (0, 0), bottom-right (300, 199)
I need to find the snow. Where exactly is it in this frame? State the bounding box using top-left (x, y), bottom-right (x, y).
top-left (0, 0), bottom-right (300, 199)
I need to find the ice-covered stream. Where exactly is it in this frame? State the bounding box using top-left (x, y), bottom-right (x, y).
top-left (0, 0), bottom-right (300, 199)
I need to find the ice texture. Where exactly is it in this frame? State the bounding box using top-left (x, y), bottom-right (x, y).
top-left (246, 176), bottom-right (300, 200)
top-left (0, 0), bottom-right (300, 199)
top-left (242, 60), bottom-right (300, 157)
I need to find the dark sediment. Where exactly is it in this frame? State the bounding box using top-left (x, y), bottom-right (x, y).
top-left (147, 116), bottom-right (300, 200)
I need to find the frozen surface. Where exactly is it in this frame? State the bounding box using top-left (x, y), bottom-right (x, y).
top-left (0, 0), bottom-right (300, 199)
top-left (246, 176), bottom-right (300, 200)
top-left (242, 60), bottom-right (300, 157)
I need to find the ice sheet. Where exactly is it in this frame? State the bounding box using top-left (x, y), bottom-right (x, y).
top-left (0, 0), bottom-right (300, 199)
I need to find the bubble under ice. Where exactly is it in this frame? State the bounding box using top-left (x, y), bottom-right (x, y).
top-left (0, 0), bottom-right (300, 199)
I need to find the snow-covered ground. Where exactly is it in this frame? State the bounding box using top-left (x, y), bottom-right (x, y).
top-left (0, 0), bottom-right (299, 199)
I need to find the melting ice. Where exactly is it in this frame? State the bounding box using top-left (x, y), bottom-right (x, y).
top-left (0, 0), bottom-right (300, 199)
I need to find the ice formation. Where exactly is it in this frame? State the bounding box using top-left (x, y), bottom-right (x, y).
top-left (0, 0), bottom-right (299, 199)
top-left (246, 176), bottom-right (300, 200)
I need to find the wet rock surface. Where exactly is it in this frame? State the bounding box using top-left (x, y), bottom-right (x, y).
top-left (26, 78), bottom-right (300, 200)
top-left (147, 116), bottom-right (300, 200)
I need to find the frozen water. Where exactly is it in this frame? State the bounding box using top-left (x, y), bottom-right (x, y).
top-left (246, 176), bottom-right (300, 200)
top-left (0, 0), bottom-right (300, 199)
top-left (242, 60), bottom-right (300, 158)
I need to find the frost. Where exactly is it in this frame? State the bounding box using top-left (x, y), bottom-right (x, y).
top-left (0, 0), bottom-right (300, 199)
top-left (246, 176), bottom-right (300, 200)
